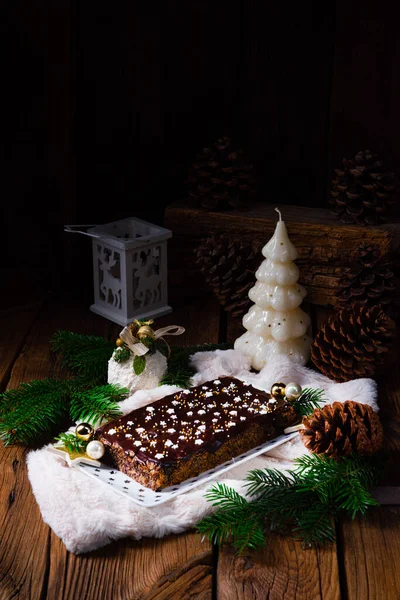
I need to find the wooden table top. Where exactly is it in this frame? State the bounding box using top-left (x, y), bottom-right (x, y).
top-left (1, 286), bottom-right (399, 600)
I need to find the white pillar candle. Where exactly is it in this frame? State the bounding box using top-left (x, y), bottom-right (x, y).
top-left (234, 208), bottom-right (311, 370)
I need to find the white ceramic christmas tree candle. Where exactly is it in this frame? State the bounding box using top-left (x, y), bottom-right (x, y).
top-left (234, 208), bottom-right (311, 370)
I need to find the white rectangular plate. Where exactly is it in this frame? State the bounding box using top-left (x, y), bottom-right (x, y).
top-left (75, 432), bottom-right (297, 507)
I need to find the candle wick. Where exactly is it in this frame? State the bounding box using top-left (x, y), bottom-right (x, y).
top-left (274, 207), bottom-right (282, 221)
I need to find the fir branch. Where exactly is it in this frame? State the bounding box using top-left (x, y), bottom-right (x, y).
top-left (0, 379), bottom-right (71, 445)
top-left (69, 384), bottom-right (127, 426)
top-left (232, 517), bottom-right (266, 554)
top-left (55, 432), bottom-right (87, 454)
top-left (246, 469), bottom-right (314, 533)
top-left (205, 482), bottom-right (250, 510)
top-left (197, 453), bottom-right (384, 553)
top-left (51, 330), bottom-right (115, 386)
top-left (198, 483), bottom-right (262, 551)
top-left (159, 367), bottom-right (195, 389)
top-left (160, 343), bottom-right (232, 388)
top-left (293, 502), bottom-right (336, 545)
top-left (198, 509), bottom-right (251, 546)
top-left (294, 453), bottom-right (382, 518)
top-left (292, 387), bottom-right (325, 417)
top-left (245, 467), bottom-right (300, 497)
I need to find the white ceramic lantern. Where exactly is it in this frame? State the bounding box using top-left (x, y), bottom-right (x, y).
top-left (68, 217), bottom-right (172, 326)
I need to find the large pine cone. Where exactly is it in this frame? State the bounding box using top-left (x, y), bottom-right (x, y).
top-left (187, 136), bottom-right (257, 210)
top-left (300, 401), bottom-right (383, 458)
top-left (196, 235), bottom-right (259, 319)
top-left (311, 304), bottom-right (395, 382)
top-left (337, 245), bottom-right (396, 312)
top-left (330, 150), bottom-right (395, 225)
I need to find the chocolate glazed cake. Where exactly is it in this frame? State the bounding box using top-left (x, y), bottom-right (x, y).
top-left (97, 377), bottom-right (298, 491)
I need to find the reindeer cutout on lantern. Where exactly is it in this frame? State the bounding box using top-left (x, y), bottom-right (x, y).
top-left (98, 247), bottom-right (122, 309)
top-left (133, 247), bottom-right (162, 308)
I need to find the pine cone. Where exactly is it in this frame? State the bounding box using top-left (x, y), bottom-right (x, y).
top-left (311, 304), bottom-right (395, 382)
top-left (196, 235), bottom-right (259, 319)
top-left (337, 245), bottom-right (397, 312)
top-left (330, 150), bottom-right (395, 225)
top-left (187, 136), bottom-right (257, 211)
top-left (300, 401), bottom-right (383, 458)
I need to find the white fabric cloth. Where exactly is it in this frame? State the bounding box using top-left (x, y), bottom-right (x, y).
top-left (27, 350), bottom-right (378, 554)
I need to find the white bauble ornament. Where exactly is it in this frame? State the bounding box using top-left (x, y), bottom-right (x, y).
top-left (285, 382), bottom-right (302, 400)
top-left (86, 440), bottom-right (105, 460)
top-left (108, 350), bottom-right (167, 393)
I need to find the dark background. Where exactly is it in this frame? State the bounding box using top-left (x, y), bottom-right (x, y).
top-left (3, 1), bottom-right (400, 303)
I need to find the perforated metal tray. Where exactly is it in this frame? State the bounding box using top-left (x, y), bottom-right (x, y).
top-left (69, 432), bottom-right (297, 507)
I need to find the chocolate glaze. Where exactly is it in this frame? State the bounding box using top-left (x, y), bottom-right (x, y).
top-left (97, 377), bottom-right (295, 467)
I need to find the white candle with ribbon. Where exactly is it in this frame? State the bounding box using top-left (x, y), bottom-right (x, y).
top-left (234, 208), bottom-right (311, 370)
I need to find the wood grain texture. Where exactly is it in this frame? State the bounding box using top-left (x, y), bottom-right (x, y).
top-left (47, 534), bottom-right (212, 600)
top-left (0, 302), bottom-right (115, 600)
top-left (217, 540), bottom-right (341, 600)
top-left (0, 303), bottom-right (41, 391)
top-left (165, 202), bottom-right (399, 307)
top-left (339, 508), bottom-right (400, 600)
top-left (0, 444), bottom-right (50, 600)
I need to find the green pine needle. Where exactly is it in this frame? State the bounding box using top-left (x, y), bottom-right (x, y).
top-left (160, 367), bottom-right (195, 388)
top-left (69, 384), bottom-right (127, 426)
top-left (55, 432), bottom-right (87, 454)
top-left (160, 343), bottom-right (232, 388)
top-left (294, 453), bottom-right (382, 518)
top-left (0, 379), bottom-right (71, 445)
top-left (197, 452), bottom-right (384, 553)
top-left (292, 387), bottom-right (325, 417)
top-left (293, 502), bottom-right (336, 545)
top-left (51, 330), bottom-right (115, 386)
top-left (205, 482), bottom-right (250, 510)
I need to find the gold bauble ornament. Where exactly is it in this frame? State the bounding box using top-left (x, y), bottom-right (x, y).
top-left (137, 325), bottom-right (155, 340)
top-left (270, 382), bottom-right (286, 399)
top-left (75, 423), bottom-right (94, 442)
top-left (116, 338), bottom-right (124, 347)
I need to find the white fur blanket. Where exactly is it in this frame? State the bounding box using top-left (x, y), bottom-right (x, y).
top-left (27, 350), bottom-right (378, 554)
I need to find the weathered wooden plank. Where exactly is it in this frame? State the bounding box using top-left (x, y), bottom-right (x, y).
top-left (48, 534), bottom-right (212, 600)
top-left (165, 202), bottom-right (397, 252)
top-left (0, 302), bottom-right (117, 600)
top-left (339, 508), bottom-right (400, 600)
top-left (0, 303), bottom-right (41, 392)
top-left (165, 201), bottom-right (399, 308)
top-left (217, 540), bottom-right (341, 600)
top-left (0, 444), bottom-right (50, 600)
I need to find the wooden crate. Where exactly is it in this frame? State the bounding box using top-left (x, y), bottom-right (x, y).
top-left (164, 201), bottom-right (400, 307)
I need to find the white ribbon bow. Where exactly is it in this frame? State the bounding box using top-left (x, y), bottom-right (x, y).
top-left (119, 325), bottom-right (185, 357)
